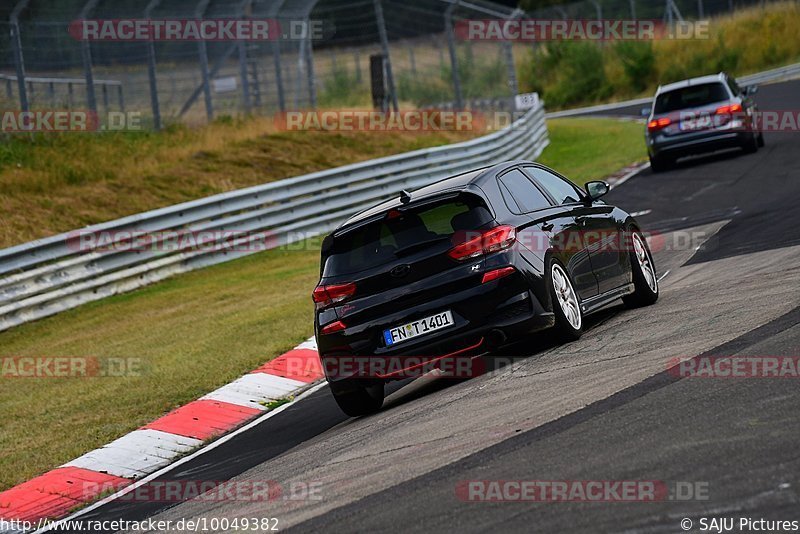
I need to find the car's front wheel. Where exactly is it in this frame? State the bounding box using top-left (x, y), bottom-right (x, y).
top-left (330, 380), bottom-right (384, 417)
top-left (623, 231), bottom-right (659, 308)
top-left (549, 260), bottom-right (583, 341)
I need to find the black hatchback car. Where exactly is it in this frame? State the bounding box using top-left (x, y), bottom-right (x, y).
top-left (313, 161), bottom-right (658, 416)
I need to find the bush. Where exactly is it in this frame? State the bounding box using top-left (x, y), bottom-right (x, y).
top-left (614, 41), bottom-right (655, 93)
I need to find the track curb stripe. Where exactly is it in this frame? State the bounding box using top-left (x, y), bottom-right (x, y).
top-left (0, 468), bottom-right (129, 524)
top-left (0, 337), bottom-right (320, 531)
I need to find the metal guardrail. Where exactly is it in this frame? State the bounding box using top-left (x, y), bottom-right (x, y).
top-left (545, 62), bottom-right (800, 119)
top-left (0, 103), bottom-right (548, 332)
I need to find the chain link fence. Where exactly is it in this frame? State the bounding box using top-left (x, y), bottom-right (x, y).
top-left (0, 0), bottom-right (788, 129)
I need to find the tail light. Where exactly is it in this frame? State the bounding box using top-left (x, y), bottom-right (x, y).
top-left (448, 225), bottom-right (516, 261)
top-left (312, 282), bottom-right (355, 310)
top-left (647, 117), bottom-right (671, 132)
top-left (320, 320), bottom-right (346, 335)
top-left (715, 103), bottom-right (743, 115)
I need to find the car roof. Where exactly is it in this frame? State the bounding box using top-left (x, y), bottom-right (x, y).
top-left (656, 72), bottom-right (728, 95)
top-left (337, 161), bottom-right (524, 230)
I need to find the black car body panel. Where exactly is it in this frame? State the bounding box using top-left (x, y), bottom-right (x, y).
top-left (313, 161), bottom-right (643, 384)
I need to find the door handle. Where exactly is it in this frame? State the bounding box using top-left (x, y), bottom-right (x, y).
top-left (541, 222), bottom-right (554, 232)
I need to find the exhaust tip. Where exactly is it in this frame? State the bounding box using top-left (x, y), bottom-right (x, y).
top-left (486, 329), bottom-right (507, 349)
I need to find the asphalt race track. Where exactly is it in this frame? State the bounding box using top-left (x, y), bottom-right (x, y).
top-left (61, 80), bottom-right (800, 534)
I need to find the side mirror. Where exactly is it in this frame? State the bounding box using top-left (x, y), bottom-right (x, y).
top-left (585, 181), bottom-right (610, 201)
top-left (745, 85), bottom-right (758, 96)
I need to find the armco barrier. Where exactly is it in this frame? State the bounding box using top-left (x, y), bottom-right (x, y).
top-left (0, 103), bottom-right (548, 332)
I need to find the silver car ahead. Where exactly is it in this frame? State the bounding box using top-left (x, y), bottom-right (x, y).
top-left (645, 72), bottom-right (764, 172)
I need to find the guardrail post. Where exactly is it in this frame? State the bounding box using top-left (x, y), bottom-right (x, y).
top-left (118, 85), bottom-right (124, 111)
top-left (629, 0), bottom-right (637, 19)
top-left (445, 2), bottom-right (464, 110)
top-left (697, 0), bottom-right (704, 18)
top-left (373, 0), bottom-right (398, 112)
top-left (145, 0), bottom-right (162, 130)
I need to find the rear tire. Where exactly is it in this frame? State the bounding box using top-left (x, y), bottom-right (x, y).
top-left (623, 230), bottom-right (659, 308)
top-left (330, 380), bottom-right (384, 417)
top-left (548, 260), bottom-right (583, 341)
top-left (649, 154), bottom-right (672, 173)
top-left (742, 132), bottom-right (759, 154)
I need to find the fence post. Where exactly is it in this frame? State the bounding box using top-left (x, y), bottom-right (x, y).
top-left (354, 49), bottom-right (362, 83)
top-left (304, 25), bottom-right (317, 109)
top-left (373, 0), bottom-right (398, 112)
top-left (144, 0), bottom-right (162, 129)
top-left (697, 0), bottom-right (704, 18)
top-left (102, 83), bottom-right (109, 113)
top-left (273, 40), bottom-right (286, 111)
top-left (79, 0), bottom-right (100, 115)
top-left (195, 0), bottom-right (214, 122)
top-left (10, 0), bottom-right (32, 113)
top-left (445, 2), bottom-right (464, 110)
top-left (590, 0), bottom-right (602, 20)
top-left (629, 0), bottom-right (637, 19)
top-left (238, 41), bottom-right (252, 114)
top-left (503, 10), bottom-right (523, 98)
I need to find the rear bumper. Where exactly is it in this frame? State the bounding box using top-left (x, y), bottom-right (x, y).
top-left (648, 129), bottom-right (751, 159)
top-left (319, 288), bottom-right (553, 384)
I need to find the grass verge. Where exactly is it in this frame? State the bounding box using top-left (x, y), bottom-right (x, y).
top-left (0, 117), bottom-right (645, 490)
top-left (0, 118), bottom-right (473, 249)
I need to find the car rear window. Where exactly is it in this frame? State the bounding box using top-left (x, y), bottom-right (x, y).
top-left (323, 195), bottom-right (492, 277)
top-left (654, 83), bottom-right (730, 113)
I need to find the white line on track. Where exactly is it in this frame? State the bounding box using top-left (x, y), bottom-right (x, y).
top-left (658, 270), bottom-right (671, 282)
top-left (630, 209), bottom-right (652, 217)
top-left (35, 381), bottom-right (329, 534)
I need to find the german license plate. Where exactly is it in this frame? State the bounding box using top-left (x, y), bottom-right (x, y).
top-left (383, 311), bottom-right (454, 346)
top-left (681, 114), bottom-right (712, 131)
